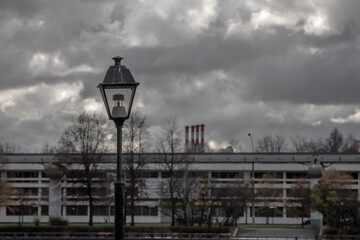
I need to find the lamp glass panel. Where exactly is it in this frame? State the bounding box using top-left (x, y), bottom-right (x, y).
top-left (104, 87), bottom-right (134, 119)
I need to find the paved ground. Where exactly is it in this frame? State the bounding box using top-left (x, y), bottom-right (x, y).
top-left (236, 228), bottom-right (317, 239)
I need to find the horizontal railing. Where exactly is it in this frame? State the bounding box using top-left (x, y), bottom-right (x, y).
top-left (0, 232), bottom-right (233, 239)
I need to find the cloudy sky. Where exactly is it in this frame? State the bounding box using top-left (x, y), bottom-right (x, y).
top-left (1, 0), bottom-right (360, 152)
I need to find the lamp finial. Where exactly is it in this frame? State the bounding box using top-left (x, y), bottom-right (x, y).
top-left (112, 56), bottom-right (124, 65)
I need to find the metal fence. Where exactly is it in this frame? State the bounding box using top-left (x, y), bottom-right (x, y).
top-left (317, 236), bottom-right (360, 240)
top-left (0, 232), bottom-right (233, 240)
top-left (2, 232), bottom-right (359, 240)
top-left (236, 238), bottom-right (315, 240)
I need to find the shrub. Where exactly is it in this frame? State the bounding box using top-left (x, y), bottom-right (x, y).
top-left (33, 217), bottom-right (40, 226)
top-left (49, 217), bottom-right (68, 226)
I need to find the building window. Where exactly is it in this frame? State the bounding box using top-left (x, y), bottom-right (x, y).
top-left (251, 207), bottom-right (283, 217)
top-left (66, 170), bottom-right (83, 179)
top-left (6, 206), bottom-right (38, 216)
top-left (7, 171), bottom-right (39, 182)
top-left (139, 171), bottom-right (159, 178)
top-left (127, 206), bottom-right (158, 216)
top-left (41, 188), bottom-right (49, 197)
top-left (257, 188), bottom-right (283, 198)
top-left (286, 207), bottom-right (310, 218)
top-left (7, 171), bottom-right (39, 178)
top-left (161, 172), bottom-right (183, 178)
top-left (93, 188), bottom-right (107, 197)
top-left (41, 205), bottom-right (48, 216)
top-left (18, 188), bottom-right (39, 196)
top-left (214, 206), bottom-right (244, 217)
top-left (348, 172), bottom-right (358, 180)
top-left (211, 172), bottom-right (243, 179)
top-left (66, 206), bottom-right (87, 216)
top-left (189, 172), bottom-right (208, 178)
top-left (255, 172), bottom-right (283, 179)
top-left (286, 172), bottom-right (307, 179)
top-left (93, 206), bottom-right (109, 216)
top-left (66, 188), bottom-right (87, 197)
top-left (212, 187), bottom-right (241, 196)
top-left (141, 206), bottom-right (158, 216)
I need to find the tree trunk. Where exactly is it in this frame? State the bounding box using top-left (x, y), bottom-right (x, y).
top-left (170, 177), bottom-right (176, 226)
top-left (171, 195), bottom-right (176, 226)
top-left (130, 193), bottom-right (135, 226)
top-left (85, 164), bottom-right (94, 226)
top-left (87, 183), bottom-right (94, 226)
top-left (301, 207), bottom-right (304, 228)
top-left (245, 205), bottom-right (248, 224)
top-left (130, 172), bottom-right (136, 226)
top-left (207, 205), bottom-right (213, 228)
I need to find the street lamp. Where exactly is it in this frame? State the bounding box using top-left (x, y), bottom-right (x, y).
top-left (247, 133), bottom-right (255, 226)
top-left (98, 56), bottom-right (139, 240)
top-left (248, 133), bottom-right (254, 153)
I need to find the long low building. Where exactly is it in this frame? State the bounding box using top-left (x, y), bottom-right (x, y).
top-left (0, 153), bottom-right (359, 225)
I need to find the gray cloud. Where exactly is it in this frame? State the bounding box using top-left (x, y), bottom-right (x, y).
top-left (1, 0), bottom-right (360, 152)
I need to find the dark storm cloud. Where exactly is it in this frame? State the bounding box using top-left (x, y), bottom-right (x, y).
top-left (240, 39), bottom-right (360, 104)
top-left (0, 0), bottom-right (44, 18)
top-left (1, 0), bottom-right (360, 151)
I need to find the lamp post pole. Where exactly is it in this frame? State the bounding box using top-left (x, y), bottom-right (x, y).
top-left (248, 133), bottom-right (255, 226)
top-left (98, 56), bottom-right (139, 240)
top-left (115, 120), bottom-right (125, 240)
top-left (248, 133), bottom-right (254, 153)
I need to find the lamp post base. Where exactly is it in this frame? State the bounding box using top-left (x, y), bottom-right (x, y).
top-left (115, 180), bottom-right (126, 240)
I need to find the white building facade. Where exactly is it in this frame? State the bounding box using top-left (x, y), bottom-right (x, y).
top-left (1, 153), bottom-right (359, 225)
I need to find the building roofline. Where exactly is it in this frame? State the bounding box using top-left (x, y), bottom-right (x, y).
top-left (2, 152), bottom-right (360, 165)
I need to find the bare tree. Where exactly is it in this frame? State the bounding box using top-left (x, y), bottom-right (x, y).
top-left (123, 112), bottom-right (150, 226)
top-left (173, 168), bottom-right (198, 226)
top-left (41, 143), bottom-right (56, 153)
top-left (341, 134), bottom-right (358, 153)
top-left (207, 181), bottom-right (219, 228)
top-left (158, 118), bottom-right (189, 226)
top-left (256, 135), bottom-right (272, 153)
top-left (326, 128), bottom-right (343, 153)
top-left (0, 153), bottom-right (18, 208)
top-left (256, 135), bottom-right (286, 153)
top-left (274, 135), bottom-right (286, 152)
top-left (191, 177), bottom-right (210, 226)
top-left (290, 135), bottom-right (308, 152)
top-left (287, 180), bottom-right (311, 227)
top-left (0, 142), bottom-right (23, 153)
top-left (57, 112), bottom-right (108, 226)
top-left (257, 173), bottom-right (283, 224)
top-left (238, 182), bottom-right (255, 225)
top-left (290, 135), bottom-right (327, 153)
top-left (212, 182), bottom-right (253, 226)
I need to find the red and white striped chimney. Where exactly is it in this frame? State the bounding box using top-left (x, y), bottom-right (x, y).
top-left (185, 126), bottom-right (189, 152)
top-left (201, 124), bottom-right (205, 152)
top-left (191, 125), bottom-right (195, 151)
top-left (196, 125), bottom-right (200, 152)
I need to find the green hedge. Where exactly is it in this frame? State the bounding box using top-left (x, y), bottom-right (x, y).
top-left (324, 228), bottom-right (360, 235)
top-left (49, 217), bottom-right (68, 226)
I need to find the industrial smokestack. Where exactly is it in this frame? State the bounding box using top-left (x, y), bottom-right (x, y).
top-left (196, 125), bottom-right (200, 152)
top-left (191, 125), bottom-right (195, 152)
top-left (201, 124), bottom-right (205, 152)
top-left (185, 126), bottom-right (189, 152)
top-left (186, 124), bottom-right (205, 153)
